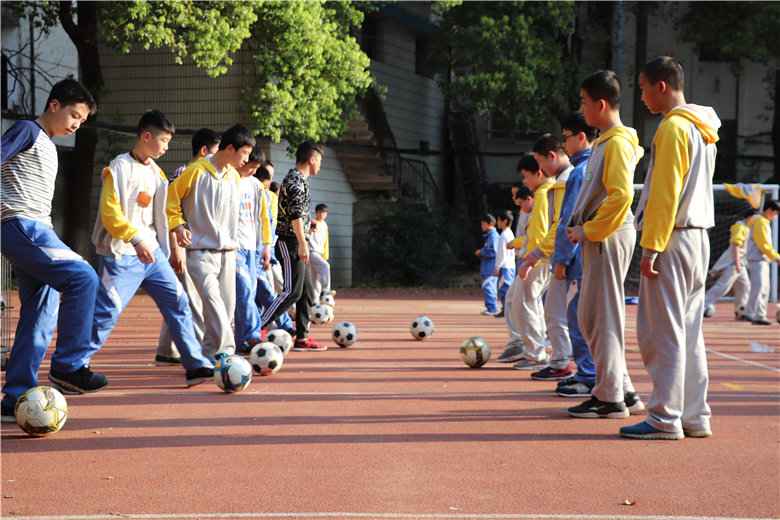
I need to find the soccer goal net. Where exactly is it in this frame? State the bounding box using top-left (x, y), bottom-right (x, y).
top-left (626, 184), bottom-right (779, 303)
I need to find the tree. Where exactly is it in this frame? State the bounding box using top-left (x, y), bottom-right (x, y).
top-left (432, 0), bottom-right (578, 135)
top-left (8, 0), bottom-right (372, 255)
top-left (678, 1), bottom-right (780, 182)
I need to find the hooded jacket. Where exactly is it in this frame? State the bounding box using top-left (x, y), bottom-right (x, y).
top-left (569, 126), bottom-right (644, 242)
top-left (635, 104), bottom-right (721, 253)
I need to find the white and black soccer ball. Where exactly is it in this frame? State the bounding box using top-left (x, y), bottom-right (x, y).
top-left (15, 386), bottom-right (68, 437)
top-left (460, 337), bottom-right (491, 368)
top-left (213, 354), bottom-right (253, 393)
top-left (266, 329), bottom-right (294, 355)
top-left (321, 294), bottom-right (336, 307)
top-left (310, 304), bottom-right (333, 325)
top-left (249, 343), bottom-right (285, 376)
top-left (410, 316), bottom-right (435, 341)
top-left (332, 321), bottom-right (357, 348)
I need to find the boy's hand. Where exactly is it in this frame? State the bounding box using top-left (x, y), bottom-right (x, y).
top-left (134, 241), bottom-right (155, 264)
top-left (475, 249), bottom-right (481, 257)
top-left (567, 226), bottom-right (585, 244)
top-left (506, 243), bottom-right (515, 250)
top-left (170, 244), bottom-right (186, 274)
top-left (298, 242), bottom-right (310, 263)
top-left (262, 248), bottom-right (271, 271)
top-left (517, 259), bottom-right (535, 281)
top-left (640, 253), bottom-right (660, 279)
top-left (554, 263), bottom-right (567, 280)
top-left (174, 225), bottom-right (192, 247)
top-left (734, 259), bottom-right (742, 273)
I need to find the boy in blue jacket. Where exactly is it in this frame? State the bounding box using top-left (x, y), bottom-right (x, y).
top-left (476, 214), bottom-right (500, 316)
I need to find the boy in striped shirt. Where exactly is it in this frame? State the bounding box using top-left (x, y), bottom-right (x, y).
top-left (1, 79), bottom-right (104, 420)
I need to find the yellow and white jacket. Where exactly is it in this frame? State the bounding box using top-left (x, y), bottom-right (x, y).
top-left (167, 157), bottom-right (241, 251)
top-left (91, 152), bottom-right (170, 259)
top-left (635, 104), bottom-right (720, 253)
top-left (527, 165), bottom-right (572, 262)
top-left (510, 178), bottom-right (555, 258)
top-left (570, 126), bottom-right (643, 241)
top-left (748, 214), bottom-right (780, 262)
top-left (309, 219), bottom-right (330, 260)
top-left (711, 218), bottom-right (751, 273)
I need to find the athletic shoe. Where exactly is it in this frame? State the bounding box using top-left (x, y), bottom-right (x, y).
top-left (703, 305), bottom-right (715, 318)
top-left (683, 426), bottom-right (713, 438)
top-left (292, 337), bottom-right (327, 352)
top-left (1, 400), bottom-right (15, 423)
top-left (556, 379), bottom-right (594, 398)
top-left (556, 376), bottom-right (577, 388)
top-left (185, 367), bottom-right (214, 387)
top-left (497, 343), bottom-right (525, 363)
top-left (480, 309), bottom-right (499, 316)
top-left (531, 364), bottom-right (575, 381)
top-left (48, 366), bottom-right (108, 395)
top-left (568, 396), bottom-right (628, 419)
top-left (512, 355), bottom-right (549, 371)
top-left (751, 318), bottom-right (772, 325)
top-left (155, 354), bottom-right (182, 366)
top-left (624, 392), bottom-right (646, 415)
top-left (620, 420), bottom-right (683, 440)
top-left (494, 309), bottom-right (505, 318)
top-left (736, 313), bottom-right (752, 322)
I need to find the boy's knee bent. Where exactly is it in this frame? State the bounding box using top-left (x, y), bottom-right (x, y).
top-left (69, 261), bottom-right (99, 291)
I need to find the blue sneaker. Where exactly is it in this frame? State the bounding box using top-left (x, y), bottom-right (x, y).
top-left (620, 421), bottom-right (683, 440)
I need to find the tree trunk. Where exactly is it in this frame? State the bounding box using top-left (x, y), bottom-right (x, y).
top-left (59, 1), bottom-right (103, 260)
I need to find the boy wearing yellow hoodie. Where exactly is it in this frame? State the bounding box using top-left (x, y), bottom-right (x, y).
top-left (566, 70), bottom-right (645, 420)
top-left (623, 56), bottom-right (721, 440)
top-left (506, 154), bottom-right (554, 369)
top-left (746, 200), bottom-right (780, 325)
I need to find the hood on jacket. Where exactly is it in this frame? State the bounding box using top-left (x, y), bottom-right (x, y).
top-left (666, 104), bottom-right (721, 144)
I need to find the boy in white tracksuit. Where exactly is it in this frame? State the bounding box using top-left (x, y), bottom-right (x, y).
top-left (566, 70), bottom-right (645, 420)
top-left (494, 211), bottom-right (516, 316)
top-left (703, 212), bottom-right (754, 320)
top-left (308, 203), bottom-right (332, 304)
top-left (623, 56), bottom-right (721, 440)
top-left (167, 124), bottom-right (255, 358)
top-left (745, 201), bottom-right (780, 325)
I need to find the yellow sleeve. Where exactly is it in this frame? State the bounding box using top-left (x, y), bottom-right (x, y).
top-left (752, 217), bottom-right (780, 261)
top-left (271, 192), bottom-right (279, 221)
top-left (730, 222), bottom-right (749, 247)
top-left (539, 184), bottom-right (565, 257)
top-left (583, 138), bottom-right (636, 242)
top-left (99, 168), bottom-right (139, 242)
top-left (323, 227), bottom-right (330, 261)
top-left (525, 187), bottom-right (550, 254)
top-left (509, 236), bottom-right (526, 249)
top-left (260, 191), bottom-right (272, 246)
top-left (639, 118), bottom-right (690, 252)
top-left (167, 164), bottom-right (201, 230)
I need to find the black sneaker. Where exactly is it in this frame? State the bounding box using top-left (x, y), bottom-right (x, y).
top-left (556, 379), bottom-right (594, 398)
top-left (494, 310), bottom-right (505, 318)
top-left (751, 318), bottom-right (771, 326)
top-left (186, 367), bottom-right (214, 387)
top-left (556, 376), bottom-right (578, 389)
top-left (48, 366), bottom-right (108, 395)
top-left (624, 391), bottom-right (646, 415)
top-left (154, 354), bottom-right (182, 366)
top-left (1, 400), bottom-right (15, 423)
top-left (568, 396), bottom-right (628, 419)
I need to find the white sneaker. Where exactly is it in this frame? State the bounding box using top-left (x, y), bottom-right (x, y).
top-left (480, 309), bottom-right (499, 316)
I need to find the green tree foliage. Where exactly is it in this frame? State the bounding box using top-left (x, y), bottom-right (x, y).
top-left (433, 0), bottom-right (578, 133)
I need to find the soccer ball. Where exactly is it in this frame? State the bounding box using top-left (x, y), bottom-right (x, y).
top-left (249, 343), bottom-right (285, 376)
top-left (460, 337), bottom-right (491, 368)
top-left (410, 316), bottom-right (435, 340)
top-left (332, 321), bottom-right (357, 348)
top-left (213, 354), bottom-right (253, 393)
top-left (266, 329), bottom-right (293, 355)
top-left (15, 386), bottom-right (68, 437)
top-left (321, 294), bottom-right (336, 307)
top-left (310, 304), bottom-right (333, 325)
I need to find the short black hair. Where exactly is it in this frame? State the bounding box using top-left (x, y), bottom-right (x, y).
top-left (581, 70), bottom-right (621, 108)
top-left (262, 159), bottom-right (275, 168)
top-left (514, 185), bottom-right (533, 200)
top-left (532, 133), bottom-right (564, 156)
top-left (219, 124), bottom-right (256, 151)
top-left (561, 112), bottom-right (597, 142)
top-left (740, 208), bottom-right (758, 220)
top-left (269, 181), bottom-right (280, 193)
top-left (765, 199), bottom-right (780, 212)
top-left (295, 141), bottom-right (324, 164)
top-left (137, 110), bottom-right (175, 137)
top-left (191, 128), bottom-right (220, 157)
top-left (517, 154), bottom-right (540, 173)
top-left (497, 210), bottom-right (514, 225)
top-left (511, 183), bottom-right (524, 191)
top-left (642, 56), bottom-right (685, 91)
top-left (45, 78), bottom-right (97, 115)
top-left (248, 145), bottom-right (266, 164)
top-left (480, 213), bottom-right (496, 226)
top-left (255, 166), bottom-right (272, 182)
top-left (315, 203), bottom-right (329, 213)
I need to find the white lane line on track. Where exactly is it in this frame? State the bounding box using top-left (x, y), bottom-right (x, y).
top-left (4, 513), bottom-right (778, 520)
top-left (706, 347), bottom-right (780, 373)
